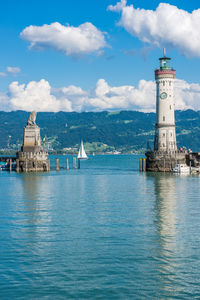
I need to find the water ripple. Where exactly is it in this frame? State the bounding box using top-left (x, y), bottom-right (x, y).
top-left (0, 155), bottom-right (200, 299)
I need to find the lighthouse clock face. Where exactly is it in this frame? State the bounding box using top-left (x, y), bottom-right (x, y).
top-left (160, 92), bottom-right (167, 99)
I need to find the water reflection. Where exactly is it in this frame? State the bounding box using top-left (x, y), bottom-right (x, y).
top-left (148, 173), bottom-right (178, 296)
top-left (20, 174), bottom-right (52, 240)
top-left (21, 174), bottom-right (41, 202)
top-left (152, 173), bottom-right (177, 246)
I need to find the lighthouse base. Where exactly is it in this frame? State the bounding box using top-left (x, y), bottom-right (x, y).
top-left (145, 151), bottom-right (186, 172)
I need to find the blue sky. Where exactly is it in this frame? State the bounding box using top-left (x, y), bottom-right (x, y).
top-left (1, 0), bottom-right (200, 112)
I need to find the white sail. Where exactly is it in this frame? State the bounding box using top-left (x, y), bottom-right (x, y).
top-left (77, 141), bottom-right (88, 159)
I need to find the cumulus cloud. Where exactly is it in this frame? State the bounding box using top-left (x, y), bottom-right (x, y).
top-left (175, 79), bottom-right (200, 110)
top-left (1, 78), bottom-right (200, 112)
top-left (20, 22), bottom-right (107, 56)
top-left (87, 79), bottom-right (155, 112)
top-left (108, 1), bottom-right (200, 57)
top-left (8, 79), bottom-right (72, 112)
top-left (7, 66), bottom-right (21, 75)
top-left (108, 0), bottom-right (127, 12)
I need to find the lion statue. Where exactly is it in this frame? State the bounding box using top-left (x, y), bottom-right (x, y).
top-left (27, 111), bottom-right (37, 126)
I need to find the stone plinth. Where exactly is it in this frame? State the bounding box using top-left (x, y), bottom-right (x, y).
top-left (22, 124), bottom-right (41, 150)
top-left (145, 150), bottom-right (186, 172)
top-left (16, 112), bottom-right (50, 172)
top-left (16, 150), bottom-right (50, 172)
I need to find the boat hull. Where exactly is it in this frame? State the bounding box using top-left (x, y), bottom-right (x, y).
top-left (173, 164), bottom-right (190, 174)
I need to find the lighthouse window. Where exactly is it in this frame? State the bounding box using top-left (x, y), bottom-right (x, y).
top-left (169, 81), bottom-right (171, 86)
top-left (163, 81), bottom-right (165, 86)
top-left (163, 133), bottom-right (165, 137)
top-left (163, 116), bottom-right (165, 121)
top-left (170, 132), bottom-right (173, 137)
top-left (170, 105), bottom-right (172, 110)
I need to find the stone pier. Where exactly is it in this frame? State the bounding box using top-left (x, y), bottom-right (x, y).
top-left (146, 150), bottom-right (186, 172)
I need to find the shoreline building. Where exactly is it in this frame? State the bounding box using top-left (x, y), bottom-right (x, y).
top-left (146, 50), bottom-right (186, 171)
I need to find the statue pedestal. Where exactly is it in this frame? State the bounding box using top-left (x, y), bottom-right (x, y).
top-left (16, 123), bottom-right (50, 172)
top-left (22, 124), bottom-right (41, 150)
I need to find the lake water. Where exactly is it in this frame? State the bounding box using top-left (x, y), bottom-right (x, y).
top-left (0, 155), bottom-right (200, 299)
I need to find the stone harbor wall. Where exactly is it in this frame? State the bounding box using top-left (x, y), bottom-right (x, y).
top-left (186, 153), bottom-right (200, 167)
top-left (146, 150), bottom-right (186, 172)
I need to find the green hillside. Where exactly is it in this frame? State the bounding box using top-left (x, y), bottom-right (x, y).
top-left (0, 110), bottom-right (200, 154)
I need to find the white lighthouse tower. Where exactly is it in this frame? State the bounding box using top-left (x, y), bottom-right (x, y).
top-left (154, 49), bottom-right (177, 152)
top-left (146, 50), bottom-right (186, 172)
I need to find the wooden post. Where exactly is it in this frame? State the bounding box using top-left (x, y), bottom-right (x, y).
top-left (56, 158), bottom-right (59, 171)
top-left (25, 159), bottom-right (28, 172)
top-left (66, 158), bottom-right (69, 171)
top-left (143, 158), bottom-right (146, 172)
top-left (139, 158), bottom-right (143, 172)
top-left (190, 161), bottom-right (192, 174)
top-left (73, 157), bottom-right (76, 169)
top-left (48, 160), bottom-right (50, 172)
top-left (9, 159), bottom-right (12, 172)
top-left (78, 158), bottom-right (80, 169)
top-left (16, 159), bottom-right (20, 172)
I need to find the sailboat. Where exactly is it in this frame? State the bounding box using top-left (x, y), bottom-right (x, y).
top-left (77, 140), bottom-right (88, 160)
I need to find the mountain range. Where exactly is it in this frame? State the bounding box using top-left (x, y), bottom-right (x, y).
top-left (0, 110), bottom-right (200, 153)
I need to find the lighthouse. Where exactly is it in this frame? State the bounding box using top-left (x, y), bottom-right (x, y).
top-left (154, 49), bottom-right (177, 152)
top-left (145, 50), bottom-right (186, 172)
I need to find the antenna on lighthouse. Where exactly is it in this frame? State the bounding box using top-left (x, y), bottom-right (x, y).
top-left (163, 48), bottom-right (166, 57)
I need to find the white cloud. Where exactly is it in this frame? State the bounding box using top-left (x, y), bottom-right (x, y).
top-left (87, 79), bottom-right (156, 112)
top-left (108, 1), bottom-right (200, 57)
top-left (8, 79), bottom-right (72, 112)
top-left (0, 67), bottom-right (21, 77)
top-left (0, 72), bottom-right (7, 77)
top-left (7, 67), bottom-right (21, 75)
top-left (107, 0), bottom-right (127, 12)
top-left (57, 85), bottom-right (88, 112)
top-left (0, 78), bottom-right (200, 112)
top-left (175, 79), bottom-right (200, 110)
top-left (20, 22), bottom-right (107, 56)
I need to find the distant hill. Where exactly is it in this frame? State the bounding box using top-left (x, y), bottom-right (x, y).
top-left (0, 110), bottom-right (200, 153)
